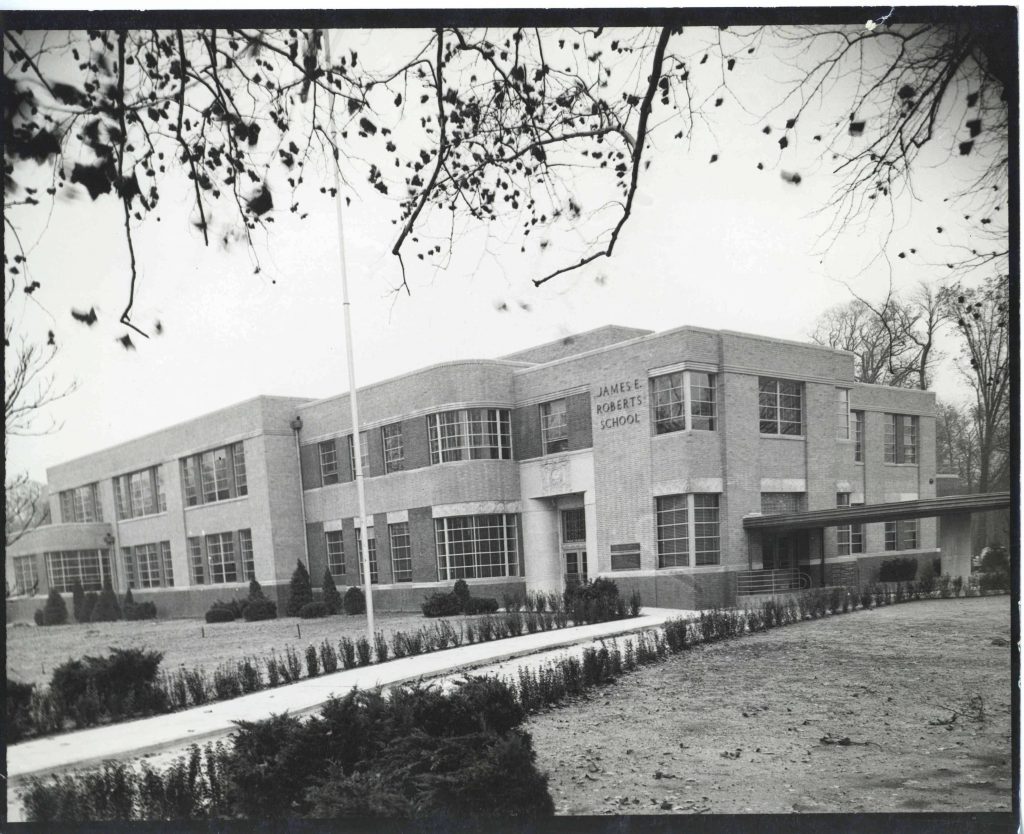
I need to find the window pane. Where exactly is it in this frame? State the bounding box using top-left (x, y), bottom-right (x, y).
top-left (14, 556), bottom-right (38, 596)
top-left (884, 415), bottom-right (897, 462)
top-left (161, 541), bottom-right (174, 587)
top-left (207, 532), bottom-right (237, 583)
top-left (540, 399), bottom-right (569, 453)
top-left (429, 409), bottom-right (511, 463)
top-left (188, 537), bottom-right (205, 584)
top-left (182, 458), bottom-right (199, 506)
top-left (356, 532), bottom-right (379, 584)
top-left (137, 543), bottom-right (161, 588)
top-left (233, 444), bottom-right (248, 496)
top-left (434, 514), bottom-right (517, 580)
top-left (389, 522), bottom-right (412, 582)
top-left (382, 424), bottom-right (405, 473)
top-left (852, 411), bottom-right (864, 462)
top-left (326, 530), bottom-right (346, 576)
top-left (836, 389), bottom-right (850, 439)
top-left (690, 373), bottom-right (716, 431)
top-left (656, 495), bottom-right (688, 567)
top-left (693, 495), bottom-right (720, 566)
top-left (652, 373), bottom-right (685, 434)
top-left (320, 440), bottom-right (339, 485)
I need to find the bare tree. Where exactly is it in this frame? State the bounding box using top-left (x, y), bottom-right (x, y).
top-left (935, 399), bottom-right (979, 492)
top-left (810, 282), bottom-right (942, 389)
top-left (5, 473), bottom-right (50, 549)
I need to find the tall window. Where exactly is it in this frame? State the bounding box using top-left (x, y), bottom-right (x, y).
top-left (759, 378), bottom-right (803, 436)
top-left (348, 431), bottom-right (371, 477)
top-left (836, 389), bottom-right (851, 439)
top-left (851, 410), bottom-right (865, 462)
top-left (836, 494), bottom-right (864, 556)
top-left (389, 522), bottom-right (413, 583)
top-left (188, 537), bottom-right (204, 585)
top-left (382, 423), bottom-right (405, 473)
top-left (319, 440), bottom-right (339, 485)
top-left (427, 409), bottom-right (512, 463)
top-left (13, 555), bottom-right (38, 596)
top-left (760, 493), bottom-right (806, 515)
top-left (44, 550), bottom-right (111, 592)
top-left (206, 532), bottom-right (237, 584)
top-left (435, 514), bottom-right (519, 580)
top-left (181, 443), bottom-right (247, 507)
top-left (540, 399), bottom-right (569, 454)
top-left (885, 519), bottom-right (919, 551)
top-left (325, 530), bottom-right (345, 576)
top-left (161, 541), bottom-right (175, 587)
top-left (239, 529), bottom-right (255, 581)
top-left (356, 529), bottom-right (379, 584)
top-left (884, 414), bottom-right (918, 463)
top-left (59, 484), bottom-right (103, 523)
top-left (114, 465), bottom-right (166, 520)
top-left (655, 494), bottom-right (721, 567)
top-left (135, 543), bottom-right (162, 588)
top-left (651, 371), bottom-right (717, 434)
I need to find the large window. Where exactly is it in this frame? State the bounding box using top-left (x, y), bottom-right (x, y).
top-left (181, 443), bottom-right (247, 507)
top-left (319, 440), bottom-right (339, 485)
top-left (122, 542), bottom-right (168, 589)
top-left (355, 529), bottom-right (379, 585)
top-left (836, 493), bottom-right (864, 556)
top-left (44, 549), bottom-right (111, 592)
top-left (206, 532), bottom-right (237, 584)
top-left (348, 431), bottom-right (370, 477)
top-left (836, 389), bottom-right (851, 439)
top-left (540, 399), bottom-right (569, 454)
top-left (885, 519), bottom-right (919, 551)
top-left (114, 465), bottom-right (167, 519)
top-left (59, 484), bottom-right (103, 523)
top-left (188, 537), bottom-right (205, 585)
top-left (655, 494), bottom-right (721, 567)
top-left (382, 423), bottom-right (405, 473)
top-left (851, 410), bottom-right (865, 462)
top-left (13, 555), bottom-right (39, 596)
top-left (389, 522), bottom-right (412, 582)
top-left (239, 529), bottom-right (254, 581)
top-left (161, 541), bottom-right (175, 587)
top-left (651, 371), bottom-right (717, 434)
top-left (435, 514), bottom-right (519, 580)
top-left (884, 414), bottom-right (918, 464)
top-left (186, 530), bottom-right (250, 585)
top-left (427, 409), bottom-right (512, 463)
top-left (759, 378), bottom-right (803, 436)
top-left (760, 493), bottom-right (806, 515)
top-left (325, 530), bottom-right (345, 576)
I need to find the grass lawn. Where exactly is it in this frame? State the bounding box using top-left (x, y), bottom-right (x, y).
top-left (527, 596), bottom-right (1012, 815)
top-left (6, 611), bottom-right (483, 687)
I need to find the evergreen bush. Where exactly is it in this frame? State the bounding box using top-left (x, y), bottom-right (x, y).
top-left (42, 589), bottom-right (69, 625)
top-left (71, 580), bottom-right (86, 623)
top-left (299, 601), bottom-right (329, 619)
top-left (81, 591), bottom-right (99, 623)
top-left (343, 586), bottom-right (366, 615)
top-left (322, 570), bottom-right (342, 615)
top-left (453, 578), bottom-right (471, 610)
top-left (90, 578), bottom-right (121, 622)
top-left (421, 591), bottom-right (461, 617)
top-left (243, 598), bottom-right (277, 621)
top-left (205, 605), bottom-right (236, 624)
top-left (286, 560), bottom-right (314, 616)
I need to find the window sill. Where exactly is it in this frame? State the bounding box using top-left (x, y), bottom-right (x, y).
top-left (759, 433), bottom-right (805, 441)
top-left (184, 494), bottom-right (249, 511)
top-left (883, 462), bottom-right (919, 468)
top-left (652, 428), bottom-right (718, 438)
top-left (116, 511), bottom-right (169, 523)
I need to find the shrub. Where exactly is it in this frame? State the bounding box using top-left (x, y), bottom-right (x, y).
top-left (248, 578), bottom-right (265, 599)
top-left (322, 570), bottom-right (342, 615)
top-left (355, 637), bottom-right (372, 667)
top-left (319, 640), bottom-right (338, 674)
top-left (343, 586), bottom-right (366, 615)
top-left (299, 601), bottom-right (329, 619)
top-left (33, 608), bottom-right (45, 626)
top-left (90, 578), bottom-right (122, 622)
top-left (71, 580), bottom-right (86, 623)
top-left (453, 579), bottom-right (471, 610)
top-left (243, 598), bottom-right (277, 621)
top-left (305, 645), bottom-right (320, 677)
top-left (919, 560), bottom-right (937, 596)
top-left (373, 631), bottom-right (390, 663)
top-left (239, 658), bottom-right (262, 693)
top-left (628, 589), bottom-right (642, 617)
top-left (41, 589), bottom-right (69, 626)
top-left (50, 648), bottom-right (167, 726)
top-left (565, 577), bottom-right (622, 624)
top-left (464, 596), bottom-right (499, 615)
top-left (878, 557), bottom-right (918, 583)
top-left (287, 560), bottom-right (314, 617)
top-left (338, 638), bottom-right (357, 670)
top-left (205, 605), bottom-right (236, 624)
top-left (7, 678), bottom-right (35, 743)
top-left (421, 591), bottom-right (462, 618)
top-left (80, 591), bottom-right (99, 623)
top-left (125, 600), bottom-right (158, 621)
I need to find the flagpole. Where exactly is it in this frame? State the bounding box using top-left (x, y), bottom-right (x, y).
top-left (323, 29), bottom-right (375, 643)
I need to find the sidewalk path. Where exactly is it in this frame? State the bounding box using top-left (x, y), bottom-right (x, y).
top-left (7, 609), bottom-right (686, 783)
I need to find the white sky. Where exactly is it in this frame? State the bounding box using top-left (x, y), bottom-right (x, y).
top-left (6, 22), bottom-right (1001, 483)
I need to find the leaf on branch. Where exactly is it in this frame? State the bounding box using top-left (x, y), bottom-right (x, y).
top-left (70, 162), bottom-right (114, 199)
top-left (778, 136), bottom-right (788, 150)
top-left (709, 154), bottom-right (718, 163)
top-left (359, 117), bottom-right (378, 136)
top-left (966, 119), bottom-right (981, 137)
top-left (50, 81), bottom-right (90, 108)
top-left (785, 117), bottom-right (796, 129)
top-left (897, 84), bottom-right (916, 100)
top-left (117, 334), bottom-right (136, 350)
top-left (967, 91), bottom-right (979, 107)
top-left (71, 306), bottom-right (98, 326)
top-left (24, 280), bottom-right (41, 294)
top-left (762, 125), bottom-right (771, 134)
top-left (727, 58), bottom-right (736, 71)
top-left (958, 141), bottom-right (973, 156)
top-left (780, 170), bottom-right (802, 185)
top-left (849, 121), bottom-right (866, 136)
top-left (247, 186), bottom-right (273, 216)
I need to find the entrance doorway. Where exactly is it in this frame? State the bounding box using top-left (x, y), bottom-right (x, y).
top-left (762, 530), bottom-right (810, 571)
top-left (561, 508), bottom-right (587, 584)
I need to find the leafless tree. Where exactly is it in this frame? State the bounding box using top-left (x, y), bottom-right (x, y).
top-left (5, 473), bottom-right (50, 549)
top-left (935, 399), bottom-right (980, 492)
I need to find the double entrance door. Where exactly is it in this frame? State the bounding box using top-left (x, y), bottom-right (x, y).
top-left (561, 507), bottom-right (587, 584)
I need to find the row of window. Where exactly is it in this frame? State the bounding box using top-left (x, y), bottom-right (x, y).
top-left (44, 549), bottom-right (112, 593)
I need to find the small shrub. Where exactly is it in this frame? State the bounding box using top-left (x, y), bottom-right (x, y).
top-left (244, 598), bottom-right (277, 621)
top-left (504, 611), bottom-right (524, 637)
top-left (339, 638), bottom-right (357, 669)
top-left (90, 578), bottom-right (121, 622)
top-left (305, 645), bottom-right (320, 677)
top-left (183, 668), bottom-right (208, 704)
top-left (453, 579), bottom-right (471, 610)
top-left (81, 591), bottom-right (99, 623)
top-left (205, 605), bottom-right (236, 624)
top-left (71, 580), bottom-right (86, 623)
top-left (322, 570), bottom-right (342, 615)
top-left (319, 640), bottom-right (339, 674)
top-left (878, 557), bottom-right (918, 583)
top-left (248, 579), bottom-right (266, 600)
top-left (355, 637), bottom-right (372, 667)
top-left (299, 601), bottom-right (329, 619)
top-left (125, 600), bottom-right (158, 621)
top-left (213, 665), bottom-right (243, 701)
top-left (373, 631), bottom-right (390, 663)
top-left (628, 589), bottom-right (642, 617)
top-left (7, 678), bottom-right (35, 743)
top-left (952, 575), bottom-right (964, 597)
top-left (343, 586), bottom-right (366, 615)
top-left (464, 596), bottom-right (499, 615)
top-left (239, 658), bottom-right (262, 693)
top-left (421, 591), bottom-right (462, 618)
top-left (287, 560), bottom-right (314, 617)
top-left (33, 609), bottom-right (45, 626)
top-left (42, 589), bottom-right (69, 626)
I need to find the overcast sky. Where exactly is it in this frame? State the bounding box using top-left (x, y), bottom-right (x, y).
top-left (7, 21), bottom-right (996, 484)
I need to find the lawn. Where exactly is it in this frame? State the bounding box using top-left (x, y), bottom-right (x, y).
top-left (6, 611), bottom-right (481, 687)
top-left (527, 596), bottom-right (1012, 814)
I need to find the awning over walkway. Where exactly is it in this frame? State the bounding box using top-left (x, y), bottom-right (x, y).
top-left (742, 492), bottom-right (1011, 533)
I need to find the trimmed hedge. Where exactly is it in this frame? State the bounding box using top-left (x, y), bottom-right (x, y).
top-left (421, 592), bottom-right (462, 618)
top-left (299, 601), bottom-right (329, 619)
top-left (343, 587), bottom-right (366, 615)
top-left (205, 606), bottom-right (236, 624)
top-left (244, 598), bottom-right (277, 621)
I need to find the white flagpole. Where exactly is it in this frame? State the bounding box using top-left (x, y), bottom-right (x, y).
top-left (323, 29), bottom-right (375, 643)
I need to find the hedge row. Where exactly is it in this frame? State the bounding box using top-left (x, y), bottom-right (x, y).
top-left (34, 583), bottom-right (157, 627)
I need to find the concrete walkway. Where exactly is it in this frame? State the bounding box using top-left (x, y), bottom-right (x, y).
top-left (7, 609), bottom-right (685, 782)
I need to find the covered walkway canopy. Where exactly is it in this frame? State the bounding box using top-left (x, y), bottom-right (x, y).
top-left (742, 492), bottom-right (1012, 532)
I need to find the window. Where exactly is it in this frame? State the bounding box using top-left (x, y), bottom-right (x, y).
top-left (59, 484), bottom-right (103, 523)
top-left (836, 389), bottom-right (850, 439)
top-left (435, 514), bottom-right (519, 580)
top-left (239, 529), bottom-right (254, 581)
top-left (348, 431), bottom-right (370, 477)
top-left (206, 532), bottom-right (237, 584)
top-left (759, 378), bottom-right (803, 436)
top-left (161, 541), bottom-right (174, 587)
top-left (319, 440), bottom-right (339, 485)
top-left (884, 414), bottom-right (918, 464)
top-left (181, 444), bottom-right (247, 506)
top-left (123, 547), bottom-right (136, 588)
top-left (135, 543), bottom-right (161, 588)
top-left (562, 508), bottom-right (586, 543)
top-left (652, 371), bottom-right (717, 434)
top-left (655, 494), bottom-right (721, 567)
top-left (656, 495), bottom-right (689, 567)
top-left (188, 537), bottom-right (205, 585)
top-left (389, 522), bottom-right (412, 583)
top-left (836, 494), bottom-right (864, 556)
top-left (113, 466), bottom-right (166, 520)
top-left (355, 529), bottom-right (379, 585)
top-left (13, 555), bottom-right (39, 596)
top-left (540, 399), bottom-right (569, 454)
top-left (44, 550), bottom-right (111, 592)
top-left (427, 409), bottom-right (512, 463)
top-left (885, 519), bottom-right (919, 551)
top-left (382, 424), bottom-right (405, 473)
top-left (851, 410), bottom-right (865, 462)
top-left (760, 493), bottom-right (806, 515)
top-left (325, 530), bottom-right (345, 576)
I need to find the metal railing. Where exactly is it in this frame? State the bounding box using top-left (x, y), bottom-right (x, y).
top-left (735, 568), bottom-right (811, 597)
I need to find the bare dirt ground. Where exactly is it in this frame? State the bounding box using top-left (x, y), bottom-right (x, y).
top-left (6, 612), bottom-right (480, 686)
top-left (527, 596), bottom-right (1012, 815)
